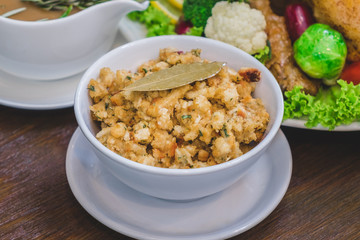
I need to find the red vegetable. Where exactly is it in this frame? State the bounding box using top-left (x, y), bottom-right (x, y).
top-left (285, 3), bottom-right (315, 42)
top-left (175, 16), bottom-right (193, 35)
top-left (340, 62), bottom-right (360, 85)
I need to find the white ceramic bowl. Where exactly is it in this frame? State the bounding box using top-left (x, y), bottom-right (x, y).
top-left (0, 0), bottom-right (148, 80)
top-left (74, 35), bottom-right (284, 201)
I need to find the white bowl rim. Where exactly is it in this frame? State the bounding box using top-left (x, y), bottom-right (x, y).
top-left (75, 35), bottom-right (284, 176)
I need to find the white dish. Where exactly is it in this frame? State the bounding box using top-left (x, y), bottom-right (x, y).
top-left (0, 32), bottom-right (128, 110)
top-left (74, 35), bottom-right (284, 200)
top-left (282, 119), bottom-right (360, 131)
top-left (119, 17), bottom-right (360, 132)
top-left (66, 128), bottom-right (292, 240)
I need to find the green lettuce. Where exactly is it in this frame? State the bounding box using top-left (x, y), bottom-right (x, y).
top-left (185, 26), bottom-right (204, 36)
top-left (283, 80), bottom-right (360, 130)
top-left (127, 5), bottom-right (204, 37)
top-left (253, 41), bottom-right (271, 64)
top-left (128, 6), bottom-right (176, 37)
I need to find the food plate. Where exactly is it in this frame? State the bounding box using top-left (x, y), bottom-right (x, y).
top-left (66, 128), bottom-right (292, 240)
top-left (282, 119), bottom-right (360, 131)
top-left (0, 32), bottom-right (128, 110)
top-left (118, 17), bottom-right (360, 132)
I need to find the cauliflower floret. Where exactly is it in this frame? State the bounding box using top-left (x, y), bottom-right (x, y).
top-left (204, 2), bottom-right (267, 55)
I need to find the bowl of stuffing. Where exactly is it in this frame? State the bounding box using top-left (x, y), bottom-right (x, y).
top-left (74, 35), bottom-right (284, 201)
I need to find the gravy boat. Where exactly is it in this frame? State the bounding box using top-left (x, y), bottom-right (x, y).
top-left (0, 0), bottom-right (149, 80)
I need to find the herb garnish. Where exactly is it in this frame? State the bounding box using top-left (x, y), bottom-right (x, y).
top-left (60, 4), bottom-right (72, 17)
top-left (1, 7), bottom-right (26, 18)
top-left (123, 62), bottom-right (225, 92)
top-left (182, 115), bottom-right (192, 119)
top-left (22, 0), bottom-right (109, 11)
top-left (222, 124), bottom-right (230, 137)
top-left (88, 85), bottom-right (95, 91)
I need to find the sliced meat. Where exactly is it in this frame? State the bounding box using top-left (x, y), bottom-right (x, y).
top-left (250, 0), bottom-right (321, 95)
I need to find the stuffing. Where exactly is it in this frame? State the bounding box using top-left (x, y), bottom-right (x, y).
top-left (204, 2), bottom-right (267, 55)
top-left (88, 48), bottom-right (269, 169)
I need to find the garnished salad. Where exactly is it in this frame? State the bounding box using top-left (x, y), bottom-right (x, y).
top-left (127, 0), bottom-right (360, 130)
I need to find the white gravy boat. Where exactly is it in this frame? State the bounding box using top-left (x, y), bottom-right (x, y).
top-left (0, 0), bottom-right (149, 80)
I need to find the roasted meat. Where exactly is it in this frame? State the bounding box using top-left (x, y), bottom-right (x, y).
top-left (249, 0), bottom-right (321, 95)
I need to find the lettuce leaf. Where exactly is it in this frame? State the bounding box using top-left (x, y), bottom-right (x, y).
top-left (127, 5), bottom-right (204, 37)
top-left (283, 80), bottom-right (360, 130)
top-left (253, 41), bottom-right (271, 64)
top-left (127, 6), bottom-right (176, 37)
top-left (185, 26), bottom-right (204, 36)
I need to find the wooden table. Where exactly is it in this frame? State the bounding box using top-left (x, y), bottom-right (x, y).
top-left (1, 105), bottom-right (359, 240)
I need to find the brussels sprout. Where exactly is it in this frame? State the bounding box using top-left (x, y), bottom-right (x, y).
top-left (293, 23), bottom-right (347, 85)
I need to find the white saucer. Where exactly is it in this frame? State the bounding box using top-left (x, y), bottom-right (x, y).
top-left (0, 32), bottom-right (128, 110)
top-left (66, 128), bottom-right (292, 240)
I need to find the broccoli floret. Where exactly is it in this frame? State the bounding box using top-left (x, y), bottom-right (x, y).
top-left (183, 0), bottom-right (248, 28)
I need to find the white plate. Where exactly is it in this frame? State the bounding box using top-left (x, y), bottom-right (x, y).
top-left (0, 32), bottom-right (128, 110)
top-left (282, 119), bottom-right (360, 131)
top-left (119, 18), bottom-right (360, 132)
top-left (66, 128), bottom-right (292, 240)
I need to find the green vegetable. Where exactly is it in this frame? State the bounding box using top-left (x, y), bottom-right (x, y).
top-left (128, 5), bottom-right (176, 37)
top-left (1, 7), bottom-right (27, 18)
top-left (293, 23), bottom-right (347, 84)
top-left (88, 85), bottom-right (95, 91)
top-left (128, 5), bottom-right (203, 37)
top-left (253, 41), bottom-right (271, 64)
top-left (182, 115), bottom-right (192, 119)
top-left (222, 124), bottom-right (230, 137)
top-left (283, 80), bottom-right (360, 130)
top-left (60, 5), bottom-right (73, 18)
top-left (185, 26), bottom-right (204, 36)
top-left (183, 0), bottom-right (248, 29)
top-left (22, 0), bottom-right (109, 11)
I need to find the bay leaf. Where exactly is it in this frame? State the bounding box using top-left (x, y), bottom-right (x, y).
top-left (122, 61), bottom-right (226, 91)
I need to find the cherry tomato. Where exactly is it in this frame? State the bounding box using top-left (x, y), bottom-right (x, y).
top-left (285, 3), bottom-right (315, 42)
top-left (340, 62), bottom-right (360, 85)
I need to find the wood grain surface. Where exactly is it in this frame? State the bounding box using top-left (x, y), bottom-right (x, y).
top-left (0, 105), bottom-right (359, 240)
